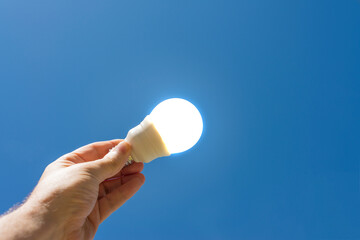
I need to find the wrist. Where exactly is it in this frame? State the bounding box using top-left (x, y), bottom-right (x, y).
top-left (0, 200), bottom-right (65, 240)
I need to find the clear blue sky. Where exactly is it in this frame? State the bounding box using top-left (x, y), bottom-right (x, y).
top-left (0, 0), bottom-right (359, 239)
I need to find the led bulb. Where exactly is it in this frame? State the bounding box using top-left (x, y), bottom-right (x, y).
top-left (125, 98), bottom-right (203, 163)
top-left (150, 98), bottom-right (203, 154)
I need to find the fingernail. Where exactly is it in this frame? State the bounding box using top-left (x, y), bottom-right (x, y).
top-left (114, 141), bottom-right (130, 154)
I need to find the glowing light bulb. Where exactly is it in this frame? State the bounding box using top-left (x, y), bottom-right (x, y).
top-left (125, 98), bottom-right (203, 163)
top-left (150, 98), bottom-right (203, 154)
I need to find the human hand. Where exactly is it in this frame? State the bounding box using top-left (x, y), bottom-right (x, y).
top-left (0, 140), bottom-right (145, 240)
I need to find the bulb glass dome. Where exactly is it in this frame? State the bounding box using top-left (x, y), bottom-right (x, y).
top-left (150, 98), bottom-right (203, 154)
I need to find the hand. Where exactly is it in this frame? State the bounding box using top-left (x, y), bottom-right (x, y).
top-left (0, 140), bottom-right (145, 240)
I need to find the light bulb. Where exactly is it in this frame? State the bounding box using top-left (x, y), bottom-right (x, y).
top-left (125, 98), bottom-right (203, 163)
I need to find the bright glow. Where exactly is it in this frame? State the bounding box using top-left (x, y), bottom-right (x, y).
top-left (150, 98), bottom-right (203, 154)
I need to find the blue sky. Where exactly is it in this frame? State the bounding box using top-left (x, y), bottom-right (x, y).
top-left (0, 0), bottom-right (359, 239)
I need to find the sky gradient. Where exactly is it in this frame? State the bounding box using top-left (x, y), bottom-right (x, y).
top-left (0, 0), bottom-right (359, 239)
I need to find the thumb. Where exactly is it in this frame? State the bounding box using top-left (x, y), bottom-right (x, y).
top-left (86, 141), bottom-right (131, 182)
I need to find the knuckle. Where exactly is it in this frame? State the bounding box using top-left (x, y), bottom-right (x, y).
top-left (81, 162), bottom-right (103, 183)
top-left (105, 153), bottom-right (122, 169)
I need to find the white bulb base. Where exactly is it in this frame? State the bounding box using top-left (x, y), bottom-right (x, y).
top-left (125, 115), bottom-right (170, 163)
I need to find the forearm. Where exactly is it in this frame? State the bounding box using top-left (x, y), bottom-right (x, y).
top-left (0, 201), bottom-right (63, 240)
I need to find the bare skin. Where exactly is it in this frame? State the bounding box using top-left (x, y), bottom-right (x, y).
top-left (0, 140), bottom-right (145, 240)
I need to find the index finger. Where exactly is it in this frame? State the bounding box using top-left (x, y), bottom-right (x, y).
top-left (65, 139), bottom-right (123, 162)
